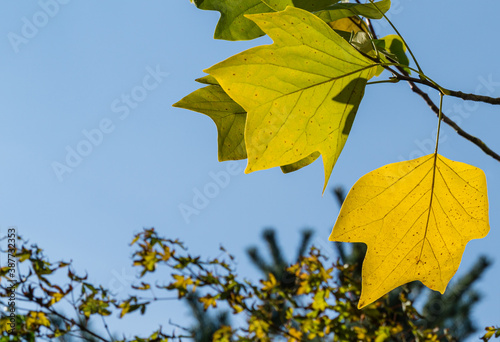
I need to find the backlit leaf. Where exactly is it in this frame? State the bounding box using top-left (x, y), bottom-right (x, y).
top-left (173, 84), bottom-right (247, 161)
top-left (195, 74), bottom-right (219, 85)
top-left (374, 34), bottom-right (411, 73)
top-left (316, 0), bottom-right (391, 22)
top-left (193, 0), bottom-right (273, 40)
top-left (327, 16), bottom-right (369, 35)
top-left (281, 152), bottom-right (321, 173)
top-left (261, 0), bottom-right (340, 12)
top-left (329, 154), bottom-right (489, 308)
top-left (26, 312), bottom-right (50, 329)
top-left (175, 79), bottom-right (317, 172)
top-left (206, 7), bottom-right (379, 189)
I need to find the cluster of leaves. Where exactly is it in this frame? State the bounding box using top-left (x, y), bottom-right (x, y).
top-left (175, 0), bottom-right (495, 309)
top-left (176, 0), bottom-right (398, 188)
top-left (1, 228), bottom-right (497, 341)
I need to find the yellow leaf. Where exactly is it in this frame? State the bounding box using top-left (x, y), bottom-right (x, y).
top-left (26, 311), bottom-right (50, 329)
top-left (199, 294), bottom-right (218, 310)
top-left (329, 154), bottom-right (489, 308)
top-left (327, 16), bottom-right (369, 34)
top-left (287, 327), bottom-right (303, 342)
top-left (49, 292), bottom-right (65, 306)
top-left (175, 79), bottom-right (321, 173)
top-left (171, 274), bottom-right (193, 289)
top-left (0, 317), bottom-right (12, 332)
top-left (261, 273), bottom-right (278, 291)
top-left (173, 84), bottom-right (247, 162)
top-left (312, 289), bottom-right (329, 311)
top-left (213, 326), bottom-right (233, 342)
top-left (118, 301), bottom-right (131, 318)
top-left (249, 316), bottom-right (270, 339)
top-left (206, 7), bottom-right (378, 190)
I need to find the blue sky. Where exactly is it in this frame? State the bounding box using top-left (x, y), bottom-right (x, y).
top-left (0, 1), bottom-right (499, 340)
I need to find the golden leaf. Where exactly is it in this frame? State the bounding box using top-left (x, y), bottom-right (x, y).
top-left (329, 154), bottom-right (489, 308)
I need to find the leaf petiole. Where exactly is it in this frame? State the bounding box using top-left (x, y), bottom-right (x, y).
top-left (434, 92), bottom-right (444, 154)
top-left (366, 78), bottom-right (399, 85)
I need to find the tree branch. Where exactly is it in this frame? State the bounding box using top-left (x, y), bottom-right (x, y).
top-left (406, 80), bottom-right (500, 162)
top-left (444, 90), bottom-right (500, 105)
top-left (395, 74), bottom-right (500, 105)
top-left (375, 54), bottom-right (500, 163)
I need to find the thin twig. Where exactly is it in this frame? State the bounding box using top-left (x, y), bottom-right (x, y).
top-left (47, 309), bottom-right (109, 342)
top-left (407, 80), bottom-right (500, 162)
top-left (101, 315), bottom-right (114, 342)
top-left (378, 48), bottom-right (500, 163)
top-left (360, 1), bottom-right (500, 109)
top-left (392, 74), bottom-right (440, 91)
top-left (357, 3), bottom-right (500, 161)
top-left (395, 74), bottom-right (500, 105)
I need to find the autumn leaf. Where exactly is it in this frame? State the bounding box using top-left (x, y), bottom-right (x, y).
top-left (327, 16), bottom-right (369, 36)
top-left (281, 151), bottom-right (320, 173)
top-left (261, 273), bottom-right (278, 291)
top-left (249, 316), bottom-right (270, 339)
top-left (329, 154), bottom-right (489, 308)
top-left (213, 326), bottom-right (234, 342)
top-left (193, 0), bottom-right (273, 40)
top-left (261, 0), bottom-right (340, 12)
top-left (287, 327), bottom-right (303, 342)
top-left (174, 77), bottom-right (318, 172)
top-left (312, 289), bottom-right (329, 311)
top-left (206, 7), bottom-right (379, 189)
top-left (317, 0), bottom-right (390, 44)
top-left (199, 294), bottom-right (218, 309)
top-left (315, 0), bottom-right (391, 22)
top-left (173, 83), bottom-right (247, 161)
top-left (374, 34), bottom-right (411, 73)
top-left (26, 311), bottom-right (50, 329)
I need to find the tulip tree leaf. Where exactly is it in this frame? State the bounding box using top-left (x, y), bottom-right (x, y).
top-left (206, 7), bottom-right (379, 190)
top-left (280, 152), bottom-right (321, 173)
top-left (351, 32), bottom-right (374, 54)
top-left (175, 76), bottom-right (319, 172)
top-left (195, 74), bottom-right (220, 85)
top-left (327, 16), bottom-right (369, 35)
top-left (261, 0), bottom-right (340, 12)
top-left (173, 85), bottom-right (247, 161)
top-left (193, 0), bottom-right (273, 41)
top-left (316, 0), bottom-right (391, 22)
top-left (374, 34), bottom-right (411, 73)
top-left (329, 154), bottom-right (490, 309)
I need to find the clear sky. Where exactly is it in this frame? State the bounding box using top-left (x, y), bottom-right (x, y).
top-left (1, 1), bottom-right (499, 340)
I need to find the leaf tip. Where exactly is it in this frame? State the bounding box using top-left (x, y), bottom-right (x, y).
top-left (243, 166), bottom-right (252, 174)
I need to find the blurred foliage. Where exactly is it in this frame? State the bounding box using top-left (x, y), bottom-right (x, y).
top-left (0, 225), bottom-right (497, 341)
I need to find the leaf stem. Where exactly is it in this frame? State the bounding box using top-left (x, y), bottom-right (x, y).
top-left (366, 79), bottom-right (399, 85)
top-left (417, 92), bottom-right (444, 265)
top-left (434, 92), bottom-right (444, 154)
top-left (419, 93), bottom-right (444, 264)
